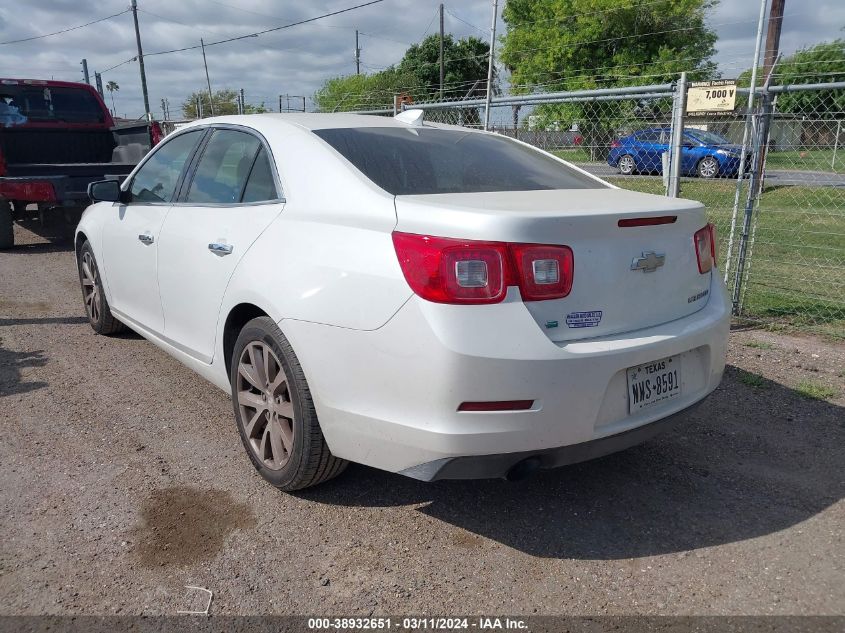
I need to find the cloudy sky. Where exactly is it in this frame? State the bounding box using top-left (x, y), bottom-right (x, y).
top-left (2, 0), bottom-right (843, 119)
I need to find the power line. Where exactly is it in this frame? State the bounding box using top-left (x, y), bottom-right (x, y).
top-left (98, 0), bottom-right (387, 76)
top-left (146, 0), bottom-right (386, 57)
top-left (0, 10), bottom-right (129, 45)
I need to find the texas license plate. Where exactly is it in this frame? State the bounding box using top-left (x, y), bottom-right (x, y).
top-left (627, 355), bottom-right (682, 413)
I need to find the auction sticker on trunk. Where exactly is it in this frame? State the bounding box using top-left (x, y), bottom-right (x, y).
top-left (627, 355), bottom-right (682, 413)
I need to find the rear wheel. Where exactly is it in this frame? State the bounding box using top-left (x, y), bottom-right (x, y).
top-left (0, 199), bottom-right (13, 249)
top-left (77, 241), bottom-right (125, 334)
top-left (617, 154), bottom-right (636, 175)
top-left (697, 156), bottom-right (719, 178)
top-left (230, 317), bottom-right (347, 491)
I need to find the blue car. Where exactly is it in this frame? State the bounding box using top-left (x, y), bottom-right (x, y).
top-left (608, 127), bottom-right (750, 178)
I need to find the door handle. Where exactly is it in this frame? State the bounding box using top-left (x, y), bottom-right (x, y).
top-left (138, 233), bottom-right (154, 244)
top-left (208, 242), bottom-right (233, 255)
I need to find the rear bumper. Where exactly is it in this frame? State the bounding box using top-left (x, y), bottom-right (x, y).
top-left (401, 400), bottom-right (704, 481)
top-left (281, 274), bottom-right (730, 477)
top-left (0, 166), bottom-right (133, 206)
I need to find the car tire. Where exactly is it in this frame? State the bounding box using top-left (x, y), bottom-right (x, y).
top-left (618, 154), bottom-right (636, 175)
top-left (0, 199), bottom-right (13, 250)
top-left (697, 156), bottom-right (719, 179)
top-left (77, 240), bottom-right (125, 334)
top-left (230, 316), bottom-right (347, 491)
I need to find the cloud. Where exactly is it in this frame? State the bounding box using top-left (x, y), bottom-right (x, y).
top-left (1, 0), bottom-right (841, 118)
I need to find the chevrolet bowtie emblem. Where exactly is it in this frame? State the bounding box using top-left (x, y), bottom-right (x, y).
top-left (631, 251), bottom-right (666, 273)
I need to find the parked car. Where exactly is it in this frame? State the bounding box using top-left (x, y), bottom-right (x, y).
top-left (0, 78), bottom-right (162, 248)
top-left (76, 112), bottom-right (729, 491)
top-left (608, 127), bottom-right (750, 178)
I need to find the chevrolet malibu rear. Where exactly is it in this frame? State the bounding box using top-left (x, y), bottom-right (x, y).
top-left (76, 112), bottom-right (729, 491)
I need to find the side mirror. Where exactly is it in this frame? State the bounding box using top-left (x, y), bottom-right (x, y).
top-left (88, 179), bottom-right (122, 203)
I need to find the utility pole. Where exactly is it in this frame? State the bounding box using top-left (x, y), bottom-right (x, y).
top-left (201, 38), bottom-right (215, 116)
top-left (80, 59), bottom-right (90, 84)
top-left (161, 98), bottom-right (167, 121)
top-left (763, 0), bottom-right (785, 80)
top-left (130, 0), bottom-right (152, 121)
top-left (239, 88), bottom-right (245, 115)
top-left (355, 30), bottom-right (361, 75)
top-left (439, 3), bottom-right (445, 100)
top-left (483, 0), bottom-right (498, 130)
top-left (94, 72), bottom-right (104, 98)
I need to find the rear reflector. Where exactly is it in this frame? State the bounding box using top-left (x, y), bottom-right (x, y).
top-left (458, 400), bottom-right (534, 412)
top-left (618, 216), bottom-right (677, 227)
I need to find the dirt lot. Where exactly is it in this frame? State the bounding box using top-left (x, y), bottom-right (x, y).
top-left (1, 223), bottom-right (843, 616)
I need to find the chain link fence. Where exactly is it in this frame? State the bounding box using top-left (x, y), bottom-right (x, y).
top-left (380, 81), bottom-right (844, 338)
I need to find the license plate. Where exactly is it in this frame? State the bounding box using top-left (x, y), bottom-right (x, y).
top-left (627, 355), bottom-right (682, 413)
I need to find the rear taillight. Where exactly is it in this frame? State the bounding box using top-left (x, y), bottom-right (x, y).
top-left (694, 223), bottom-right (717, 274)
top-left (392, 232), bottom-right (574, 305)
top-left (150, 121), bottom-right (164, 147)
top-left (509, 243), bottom-right (574, 301)
top-left (611, 139), bottom-right (621, 148)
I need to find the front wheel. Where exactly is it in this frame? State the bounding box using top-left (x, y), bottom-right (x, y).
top-left (617, 154), bottom-right (636, 175)
top-left (230, 317), bottom-right (347, 491)
top-left (77, 241), bottom-right (125, 334)
top-left (697, 156), bottom-right (719, 178)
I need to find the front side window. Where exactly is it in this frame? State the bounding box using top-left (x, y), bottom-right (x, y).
top-left (185, 129), bottom-right (262, 204)
top-left (129, 130), bottom-right (203, 203)
top-left (313, 127), bottom-right (603, 196)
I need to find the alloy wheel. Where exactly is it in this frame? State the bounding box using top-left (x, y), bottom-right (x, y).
top-left (80, 251), bottom-right (101, 324)
top-left (699, 157), bottom-right (718, 178)
top-left (619, 155), bottom-right (635, 174)
top-left (236, 341), bottom-right (295, 470)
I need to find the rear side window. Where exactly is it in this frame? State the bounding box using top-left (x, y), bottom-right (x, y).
top-left (635, 130), bottom-right (661, 142)
top-left (313, 127), bottom-right (603, 195)
top-left (129, 130), bottom-right (203, 203)
top-left (186, 129), bottom-right (261, 204)
top-left (241, 147), bottom-right (279, 202)
top-left (0, 85), bottom-right (106, 124)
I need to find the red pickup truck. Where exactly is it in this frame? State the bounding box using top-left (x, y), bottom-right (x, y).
top-left (0, 78), bottom-right (161, 248)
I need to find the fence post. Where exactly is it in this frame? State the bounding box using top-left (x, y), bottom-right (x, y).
top-left (667, 72), bottom-right (687, 198)
top-left (833, 119), bottom-right (842, 171)
top-left (731, 93), bottom-right (773, 315)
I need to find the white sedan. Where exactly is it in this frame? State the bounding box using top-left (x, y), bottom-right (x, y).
top-left (76, 111), bottom-right (729, 490)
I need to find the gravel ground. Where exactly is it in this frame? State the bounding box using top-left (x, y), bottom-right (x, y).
top-left (0, 223), bottom-right (843, 617)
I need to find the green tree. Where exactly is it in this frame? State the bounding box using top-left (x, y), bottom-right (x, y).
top-left (754, 40), bottom-right (845, 113)
top-left (181, 89), bottom-right (267, 118)
top-left (313, 67), bottom-right (424, 113)
top-left (398, 34), bottom-right (493, 99)
top-left (501, 0), bottom-right (718, 91)
top-left (500, 0), bottom-right (719, 146)
top-left (313, 33), bottom-right (493, 113)
top-left (105, 80), bottom-right (119, 115)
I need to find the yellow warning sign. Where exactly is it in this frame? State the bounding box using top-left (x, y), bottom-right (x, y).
top-left (686, 79), bottom-right (737, 115)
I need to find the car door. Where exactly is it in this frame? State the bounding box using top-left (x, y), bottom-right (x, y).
top-left (680, 132), bottom-right (702, 174)
top-left (101, 129), bottom-right (205, 334)
top-left (156, 127), bottom-right (284, 363)
top-left (632, 130), bottom-right (663, 172)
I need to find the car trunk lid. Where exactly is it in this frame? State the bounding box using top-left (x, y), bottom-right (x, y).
top-left (394, 188), bottom-right (712, 342)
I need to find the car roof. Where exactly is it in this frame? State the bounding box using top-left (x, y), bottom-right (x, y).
top-left (175, 111), bottom-right (461, 136)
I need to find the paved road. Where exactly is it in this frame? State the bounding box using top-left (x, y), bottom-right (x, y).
top-left (577, 163), bottom-right (845, 187)
top-left (1, 224), bottom-right (843, 616)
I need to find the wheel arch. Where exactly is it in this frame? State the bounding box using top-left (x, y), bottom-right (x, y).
top-left (223, 303), bottom-right (270, 375)
top-left (75, 230), bottom-right (89, 257)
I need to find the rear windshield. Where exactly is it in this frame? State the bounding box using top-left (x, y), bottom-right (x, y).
top-left (0, 85), bottom-right (106, 125)
top-left (313, 127), bottom-right (604, 195)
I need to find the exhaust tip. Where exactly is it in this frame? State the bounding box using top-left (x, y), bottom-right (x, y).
top-left (506, 456), bottom-right (541, 482)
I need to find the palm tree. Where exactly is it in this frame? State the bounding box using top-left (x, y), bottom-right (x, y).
top-left (105, 81), bottom-right (119, 116)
